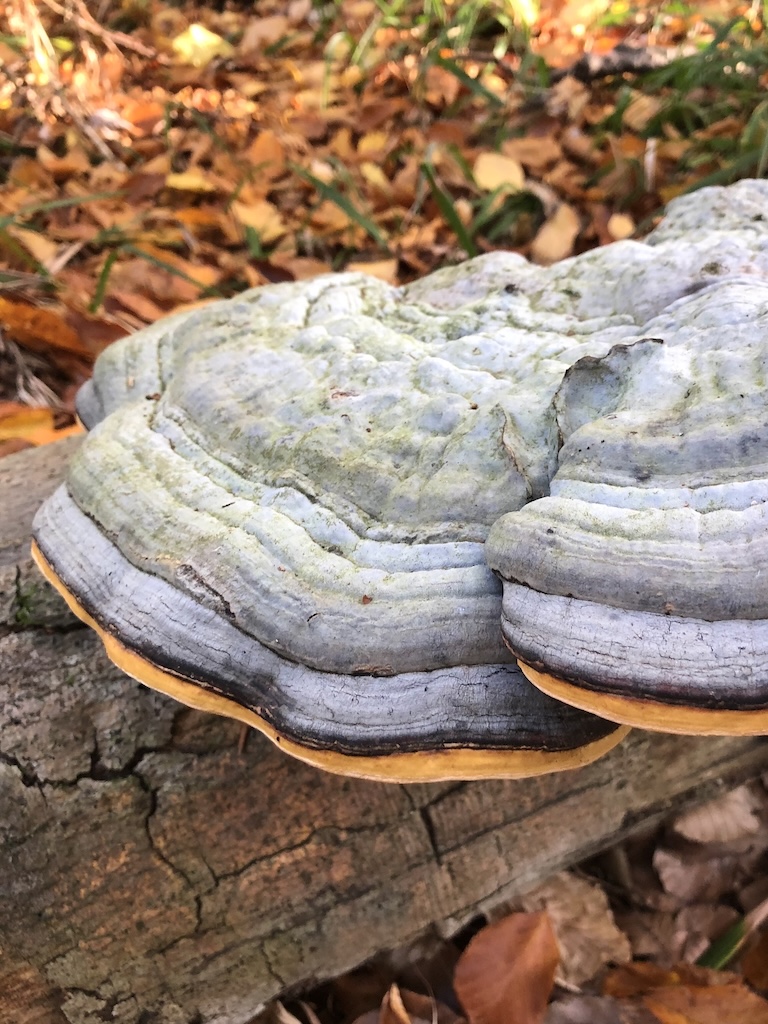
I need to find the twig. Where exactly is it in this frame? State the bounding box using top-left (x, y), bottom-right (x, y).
top-left (39, 0), bottom-right (157, 58)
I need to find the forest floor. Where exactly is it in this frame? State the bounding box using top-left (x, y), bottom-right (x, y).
top-left (3, 2), bottom-right (768, 1021)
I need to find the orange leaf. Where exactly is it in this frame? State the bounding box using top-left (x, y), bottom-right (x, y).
top-left (0, 404), bottom-right (84, 447)
top-left (603, 962), bottom-right (732, 999)
top-left (245, 129), bottom-right (286, 180)
top-left (644, 983), bottom-right (768, 1024)
top-left (454, 912), bottom-right (559, 1024)
top-left (0, 298), bottom-right (90, 359)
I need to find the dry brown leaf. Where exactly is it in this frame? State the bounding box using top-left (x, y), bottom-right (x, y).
top-left (545, 76), bottom-right (589, 121)
top-left (5, 226), bottom-right (59, 267)
top-left (0, 297), bottom-right (88, 359)
top-left (742, 930), bottom-right (768, 991)
top-left (311, 200), bottom-right (353, 233)
top-left (165, 171), bottom-right (219, 194)
top-left (36, 144), bottom-right (91, 177)
top-left (623, 92), bottom-right (663, 133)
top-left (378, 984), bottom-right (433, 1024)
top-left (240, 15), bottom-right (291, 54)
top-left (454, 911), bottom-right (559, 1024)
top-left (502, 136), bottom-right (562, 173)
top-left (672, 786), bottom-right (762, 845)
top-left (389, 988), bottom-right (464, 1024)
top-left (271, 256), bottom-right (333, 280)
top-left (232, 200), bottom-right (288, 244)
top-left (523, 872), bottom-right (631, 986)
top-left (530, 203), bottom-right (581, 265)
top-left (473, 152), bottom-right (525, 192)
top-left (0, 404), bottom-right (83, 447)
top-left (603, 962), bottom-right (735, 1000)
top-left (644, 983), bottom-right (768, 1024)
top-left (424, 64), bottom-right (462, 107)
top-left (528, 872), bottom-right (634, 983)
top-left (246, 130), bottom-right (287, 180)
top-left (607, 213), bottom-right (635, 241)
top-left (346, 259), bottom-right (398, 283)
top-left (653, 848), bottom-right (741, 905)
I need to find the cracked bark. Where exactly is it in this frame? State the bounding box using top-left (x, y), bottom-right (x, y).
top-left (3, 439), bottom-right (768, 1024)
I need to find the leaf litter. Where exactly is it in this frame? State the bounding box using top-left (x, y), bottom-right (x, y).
top-left (4, 1), bottom-right (768, 1020)
top-left (256, 780), bottom-right (768, 1023)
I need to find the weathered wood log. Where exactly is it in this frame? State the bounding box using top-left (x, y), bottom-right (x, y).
top-left (2, 438), bottom-right (768, 1024)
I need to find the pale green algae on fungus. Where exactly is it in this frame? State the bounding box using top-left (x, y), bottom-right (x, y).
top-left (31, 180), bottom-right (768, 779)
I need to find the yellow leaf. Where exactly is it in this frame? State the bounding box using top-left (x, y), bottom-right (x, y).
top-left (607, 213), bottom-right (635, 241)
top-left (346, 258), bottom-right (398, 283)
top-left (358, 131), bottom-right (389, 158)
top-left (360, 162), bottom-right (392, 194)
top-left (0, 405), bottom-right (84, 446)
top-left (165, 171), bottom-right (219, 194)
top-left (171, 24), bottom-right (234, 68)
top-left (530, 203), bottom-right (581, 265)
top-left (231, 200), bottom-right (287, 244)
top-left (473, 152), bottom-right (525, 192)
top-left (5, 226), bottom-right (59, 267)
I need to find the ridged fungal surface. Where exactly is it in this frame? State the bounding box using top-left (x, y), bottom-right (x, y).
top-left (32, 179), bottom-right (768, 778)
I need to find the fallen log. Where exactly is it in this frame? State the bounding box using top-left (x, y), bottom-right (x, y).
top-left (2, 439), bottom-right (768, 1024)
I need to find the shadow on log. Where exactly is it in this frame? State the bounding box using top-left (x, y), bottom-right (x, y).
top-left (2, 439), bottom-right (768, 1024)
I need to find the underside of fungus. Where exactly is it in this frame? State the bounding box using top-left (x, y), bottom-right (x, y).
top-left (31, 179), bottom-right (768, 778)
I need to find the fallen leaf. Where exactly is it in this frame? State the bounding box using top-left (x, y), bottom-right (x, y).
top-left (644, 983), bottom-right (768, 1024)
top-left (346, 258), bottom-right (398, 283)
top-left (607, 213), bottom-right (635, 241)
top-left (623, 92), bottom-right (663, 133)
top-left (454, 911), bottom-right (559, 1024)
top-left (672, 786), bottom-right (762, 845)
top-left (5, 226), bottom-right (59, 267)
top-left (240, 15), bottom-right (291, 54)
top-left (603, 962), bottom-right (735, 1000)
top-left (232, 200), bottom-right (287, 244)
top-left (0, 298), bottom-right (90, 359)
top-left (171, 24), bottom-right (234, 67)
top-left (530, 204), bottom-right (581, 264)
top-left (165, 171), bottom-right (219, 194)
top-left (473, 152), bottom-right (525, 193)
top-left (246, 130), bottom-right (287, 180)
top-left (502, 136), bottom-right (562, 172)
top-left (742, 930), bottom-right (768, 991)
top-left (379, 984), bottom-right (426, 1024)
top-left (523, 872), bottom-right (631, 986)
top-left (0, 404), bottom-right (83, 447)
top-left (653, 848), bottom-right (742, 905)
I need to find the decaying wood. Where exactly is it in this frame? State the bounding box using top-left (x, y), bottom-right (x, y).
top-left (3, 439), bottom-right (768, 1024)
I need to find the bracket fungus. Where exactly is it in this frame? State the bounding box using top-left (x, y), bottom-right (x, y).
top-left (31, 179), bottom-right (768, 780)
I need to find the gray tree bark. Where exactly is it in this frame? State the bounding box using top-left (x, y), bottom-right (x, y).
top-left (2, 439), bottom-right (768, 1024)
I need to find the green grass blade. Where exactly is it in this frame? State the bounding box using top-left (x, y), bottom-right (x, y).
top-left (122, 244), bottom-right (223, 296)
top-left (294, 167), bottom-right (388, 246)
top-left (431, 54), bottom-right (504, 108)
top-left (89, 249), bottom-right (121, 313)
top-left (421, 158), bottom-right (478, 257)
top-left (0, 191), bottom-right (126, 230)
